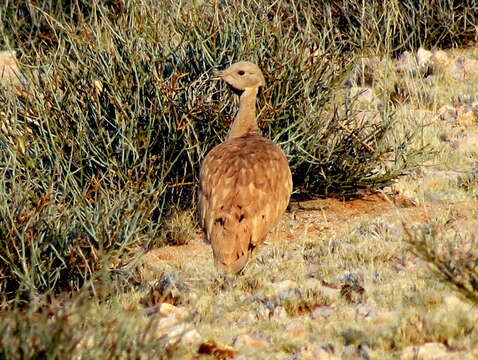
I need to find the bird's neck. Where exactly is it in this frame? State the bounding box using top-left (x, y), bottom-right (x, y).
top-left (227, 87), bottom-right (261, 139)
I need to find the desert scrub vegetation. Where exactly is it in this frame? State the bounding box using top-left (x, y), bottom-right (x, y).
top-left (0, 0), bottom-right (433, 302)
top-left (405, 218), bottom-right (478, 304)
top-left (0, 0), bottom-right (477, 357)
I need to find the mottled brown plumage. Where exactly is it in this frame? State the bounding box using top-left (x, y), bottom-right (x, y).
top-left (199, 62), bottom-right (292, 273)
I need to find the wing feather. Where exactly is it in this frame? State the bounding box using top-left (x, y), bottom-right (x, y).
top-left (198, 135), bottom-right (292, 272)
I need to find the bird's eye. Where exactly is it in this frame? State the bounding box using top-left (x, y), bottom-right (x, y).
top-left (238, 70), bottom-right (245, 76)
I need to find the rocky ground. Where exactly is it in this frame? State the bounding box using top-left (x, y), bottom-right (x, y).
top-left (1, 46), bottom-right (477, 359)
top-left (129, 47), bottom-right (478, 359)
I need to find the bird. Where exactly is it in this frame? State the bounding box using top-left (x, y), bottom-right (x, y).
top-left (198, 61), bottom-right (292, 274)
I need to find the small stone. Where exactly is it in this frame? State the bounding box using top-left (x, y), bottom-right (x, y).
top-left (232, 334), bottom-right (269, 350)
top-left (416, 48), bottom-right (433, 68)
top-left (401, 342), bottom-right (448, 360)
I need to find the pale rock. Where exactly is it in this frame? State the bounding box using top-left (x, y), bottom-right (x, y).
top-left (396, 48), bottom-right (433, 77)
top-left (401, 342), bottom-right (448, 360)
top-left (154, 315), bottom-right (180, 337)
top-left (138, 251), bottom-right (166, 281)
top-left (416, 48), bottom-right (433, 68)
top-left (443, 293), bottom-right (466, 309)
top-left (158, 303), bottom-right (188, 320)
top-left (178, 328), bottom-right (202, 348)
top-left (155, 320), bottom-right (202, 349)
top-left (153, 306), bottom-right (201, 350)
top-left (431, 50), bottom-right (451, 68)
top-left (232, 334), bottom-right (269, 350)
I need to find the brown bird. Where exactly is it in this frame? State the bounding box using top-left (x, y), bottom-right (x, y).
top-left (198, 61), bottom-right (292, 274)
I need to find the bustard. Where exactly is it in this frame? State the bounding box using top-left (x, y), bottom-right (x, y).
top-left (198, 61), bottom-right (292, 274)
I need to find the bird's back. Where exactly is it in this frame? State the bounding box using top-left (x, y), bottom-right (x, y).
top-left (199, 134), bottom-right (292, 273)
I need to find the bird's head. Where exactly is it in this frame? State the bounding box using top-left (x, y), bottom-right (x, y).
top-left (215, 61), bottom-right (265, 91)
